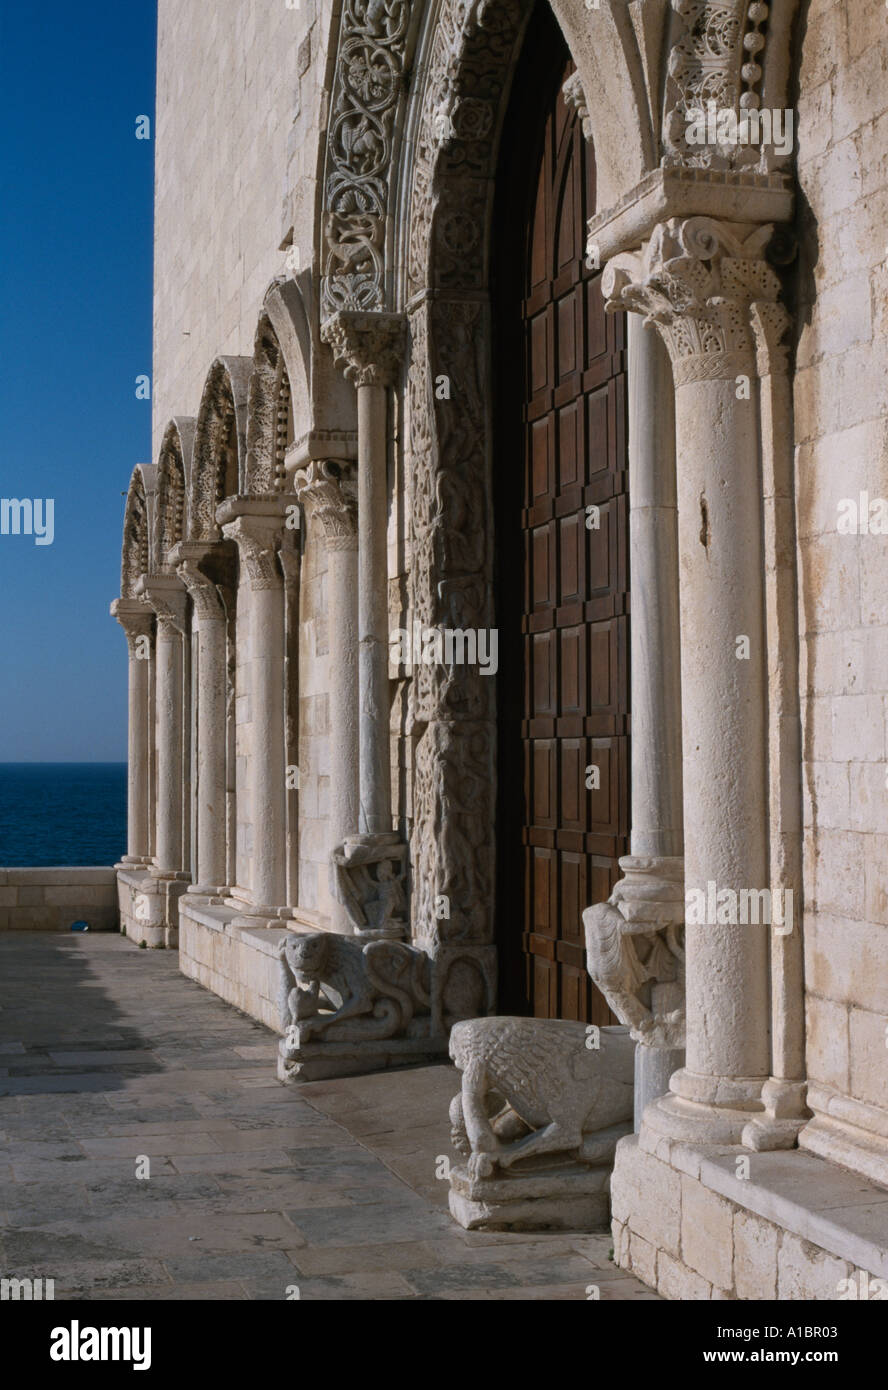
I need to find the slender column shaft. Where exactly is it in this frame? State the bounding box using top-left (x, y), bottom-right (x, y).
top-left (674, 376), bottom-right (770, 1093)
top-left (329, 542), bottom-right (360, 847)
top-left (196, 612), bottom-right (227, 887)
top-left (154, 616), bottom-right (185, 875)
top-left (251, 581), bottom-right (286, 907)
top-left (357, 381), bottom-right (392, 835)
top-left (127, 642), bottom-right (151, 859)
top-left (221, 510), bottom-right (287, 913)
top-left (627, 315), bottom-right (683, 858)
top-left (111, 598), bottom-right (154, 864)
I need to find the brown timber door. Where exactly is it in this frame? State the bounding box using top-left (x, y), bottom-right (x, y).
top-left (494, 10), bottom-right (630, 1024)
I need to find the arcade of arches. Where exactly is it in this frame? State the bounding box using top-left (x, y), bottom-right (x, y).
top-left (112, 0), bottom-right (888, 1298)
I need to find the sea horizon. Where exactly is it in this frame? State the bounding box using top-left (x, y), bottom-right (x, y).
top-left (0, 762), bottom-right (127, 868)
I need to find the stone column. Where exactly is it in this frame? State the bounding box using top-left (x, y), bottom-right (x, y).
top-left (138, 574), bottom-right (189, 880)
top-left (221, 505), bottom-right (287, 915)
top-left (603, 217), bottom-right (786, 1145)
top-left (293, 459), bottom-right (359, 933)
top-left (177, 553), bottom-right (229, 896)
top-left (320, 311), bottom-right (409, 940)
top-left (110, 598), bottom-right (154, 864)
top-left (628, 315), bottom-right (686, 1124)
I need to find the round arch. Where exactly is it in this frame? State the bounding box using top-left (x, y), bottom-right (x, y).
top-left (189, 357), bottom-right (252, 541)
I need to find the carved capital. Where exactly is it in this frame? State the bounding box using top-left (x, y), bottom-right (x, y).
top-left (136, 574), bottom-right (188, 635)
top-left (177, 560), bottom-right (226, 623)
top-left (602, 216), bottom-right (788, 384)
top-left (221, 516), bottom-right (283, 591)
top-left (111, 597), bottom-right (154, 652)
top-left (321, 310), bottom-right (406, 388)
top-left (292, 459), bottom-right (358, 552)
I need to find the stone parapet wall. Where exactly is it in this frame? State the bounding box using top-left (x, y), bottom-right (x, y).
top-left (613, 1134), bottom-right (888, 1300)
top-left (0, 868), bottom-right (118, 932)
top-left (178, 899), bottom-right (288, 1032)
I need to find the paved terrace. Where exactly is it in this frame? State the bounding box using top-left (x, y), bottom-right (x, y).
top-left (0, 933), bottom-right (656, 1301)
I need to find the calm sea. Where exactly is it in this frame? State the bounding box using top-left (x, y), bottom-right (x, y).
top-left (0, 764), bottom-right (127, 867)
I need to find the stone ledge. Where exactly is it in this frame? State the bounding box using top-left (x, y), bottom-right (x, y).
top-left (2, 867), bottom-right (117, 885)
top-left (613, 1133), bottom-right (888, 1299)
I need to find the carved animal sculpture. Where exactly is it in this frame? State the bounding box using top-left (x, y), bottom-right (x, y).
top-left (449, 1016), bottom-right (635, 1179)
top-left (278, 930), bottom-right (431, 1043)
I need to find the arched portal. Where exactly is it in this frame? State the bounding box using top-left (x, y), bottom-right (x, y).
top-left (400, 0), bottom-right (629, 1019)
top-left (491, 4), bottom-right (628, 1022)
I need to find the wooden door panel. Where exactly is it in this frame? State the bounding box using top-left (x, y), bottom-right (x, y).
top-left (495, 17), bottom-right (629, 1024)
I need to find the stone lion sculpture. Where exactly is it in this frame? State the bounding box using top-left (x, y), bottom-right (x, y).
top-left (448, 1016), bottom-right (635, 1179)
top-left (277, 930), bottom-right (431, 1044)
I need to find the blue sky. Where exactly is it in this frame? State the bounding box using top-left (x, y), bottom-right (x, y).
top-left (0, 1), bottom-right (156, 760)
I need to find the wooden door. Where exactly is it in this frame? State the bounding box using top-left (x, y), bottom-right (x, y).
top-left (494, 12), bottom-right (630, 1023)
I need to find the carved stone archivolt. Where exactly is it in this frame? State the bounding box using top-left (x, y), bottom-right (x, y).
top-left (191, 358), bottom-right (252, 541)
top-left (321, 0), bottom-right (413, 318)
top-left (602, 215), bottom-right (789, 384)
top-left (245, 316), bottom-right (292, 496)
top-left (154, 419), bottom-right (195, 571)
top-left (121, 466), bottom-right (154, 599)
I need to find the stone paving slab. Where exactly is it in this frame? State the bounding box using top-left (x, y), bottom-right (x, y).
top-left (0, 933), bottom-right (659, 1301)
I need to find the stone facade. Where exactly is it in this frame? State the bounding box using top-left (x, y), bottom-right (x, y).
top-left (111, 0), bottom-right (888, 1297)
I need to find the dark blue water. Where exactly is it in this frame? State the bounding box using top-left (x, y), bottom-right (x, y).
top-left (0, 764), bottom-right (127, 866)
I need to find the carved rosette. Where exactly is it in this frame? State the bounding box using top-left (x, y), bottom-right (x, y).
top-left (177, 560), bottom-right (226, 624)
top-left (321, 309), bottom-right (406, 387)
top-left (602, 216), bottom-right (789, 385)
top-left (321, 0), bottom-right (412, 317)
top-left (221, 517), bottom-right (283, 591)
top-left (292, 460), bottom-right (358, 552)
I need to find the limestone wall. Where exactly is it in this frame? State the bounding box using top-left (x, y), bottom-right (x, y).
top-left (0, 869), bottom-right (118, 932)
top-left (152, 0), bottom-right (337, 461)
top-left (794, 0), bottom-right (888, 1136)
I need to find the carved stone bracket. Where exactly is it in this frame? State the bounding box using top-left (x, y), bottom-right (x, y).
top-left (331, 832), bottom-right (408, 940)
top-left (584, 856), bottom-right (686, 1051)
top-left (320, 309), bottom-right (406, 387)
top-left (602, 215), bottom-right (789, 384)
top-left (292, 459), bottom-right (358, 551)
